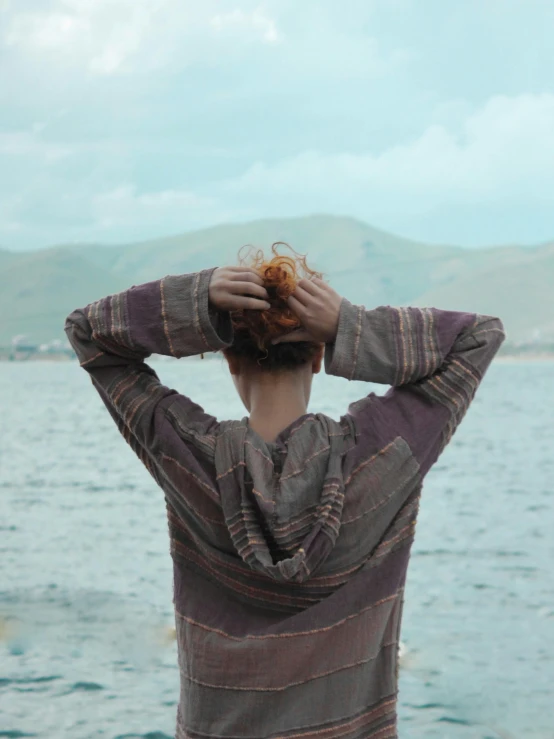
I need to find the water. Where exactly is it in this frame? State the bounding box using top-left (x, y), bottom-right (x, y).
top-left (1, 357), bottom-right (553, 739)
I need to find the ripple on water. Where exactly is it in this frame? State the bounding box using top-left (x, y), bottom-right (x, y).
top-left (0, 676), bottom-right (62, 687)
top-left (1, 359), bottom-right (553, 738)
top-left (69, 680), bottom-right (105, 692)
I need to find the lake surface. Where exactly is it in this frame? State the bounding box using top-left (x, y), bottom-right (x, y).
top-left (1, 358), bottom-right (553, 739)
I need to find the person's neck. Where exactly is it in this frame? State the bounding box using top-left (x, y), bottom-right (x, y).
top-left (247, 372), bottom-right (309, 443)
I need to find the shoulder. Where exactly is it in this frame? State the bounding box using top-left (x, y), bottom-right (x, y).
top-left (157, 393), bottom-right (220, 458)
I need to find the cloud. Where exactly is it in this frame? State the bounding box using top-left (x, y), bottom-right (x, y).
top-left (210, 8), bottom-right (281, 44)
top-left (2, 1), bottom-right (283, 76)
top-left (5, 12), bottom-right (89, 50)
top-left (2, 93), bottom-right (553, 249)
top-left (0, 194), bottom-right (23, 234)
top-left (0, 180), bottom-right (235, 247)
top-left (2, 2), bottom-right (553, 249)
top-left (222, 93), bottom-right (554, 217)
top-left (91, 184), bottom-right (219, 232)
top-left (4, 1), bottom-right (170, 75)
top-left (0, 129), bottom-right (72, 161)
top-left (63, 92), bottom-right (554, 243)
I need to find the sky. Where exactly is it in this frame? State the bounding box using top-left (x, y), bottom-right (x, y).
top-left (1, 0), bottom-right (554, 251)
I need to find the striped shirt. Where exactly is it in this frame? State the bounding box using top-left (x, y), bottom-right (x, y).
top-left (65, 267), bottom-right (506, 738)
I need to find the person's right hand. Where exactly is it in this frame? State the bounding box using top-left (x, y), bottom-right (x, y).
top-left (271, 277), bottom-right (343, 345)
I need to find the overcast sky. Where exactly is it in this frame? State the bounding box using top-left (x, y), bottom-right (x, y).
top-left (2, 0), bottom-right (554, 251)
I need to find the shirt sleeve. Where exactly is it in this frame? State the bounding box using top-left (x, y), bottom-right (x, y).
top-left (64, 268), bottom-right (234, 477)
top-left (324, 299), bottom-right (506, 479)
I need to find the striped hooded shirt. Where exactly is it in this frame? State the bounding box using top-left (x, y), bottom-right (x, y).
top-left (65, 267), bottom-right (506, 738)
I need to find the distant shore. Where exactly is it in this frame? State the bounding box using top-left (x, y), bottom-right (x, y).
top-left (1, 352), bottom-right (553, 363)
top-left (494, 354), bottom-right (554, 362)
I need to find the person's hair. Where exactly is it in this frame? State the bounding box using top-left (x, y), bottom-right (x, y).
top-left (220, 242), bottom-right (326, 373)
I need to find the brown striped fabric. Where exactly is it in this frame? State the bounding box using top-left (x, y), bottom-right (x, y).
top-left (65, 267), bottom-right (506, 738)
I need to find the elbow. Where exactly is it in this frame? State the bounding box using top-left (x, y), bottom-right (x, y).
top-left (476, 314), bottom-right (506, 341)
top-left (471, 316), bottom-right (507, 360)
top-left (488, 316), bottom-right (507, 347)
top-left (65, 306), bottom-right (86, 326)
top-left (64, 308), bottom-right (91, 357)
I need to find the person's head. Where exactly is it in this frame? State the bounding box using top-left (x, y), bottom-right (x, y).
top-left (220, 242), bottom-right (326, 412)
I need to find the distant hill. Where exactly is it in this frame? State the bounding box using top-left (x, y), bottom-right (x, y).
top-left (0, 214), bottom-right (552, 346)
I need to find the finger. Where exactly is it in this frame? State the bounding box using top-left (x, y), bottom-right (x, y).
top-left (226, 266), bottom-right (259, 273)
top-left (311, 276), bottom-right (331, 292)
top-left (272, 329), bottom-right (313, 344)
top-left (227, 268), bottom-right (265, 286)
top-left (227, 280), bottom-right (269, 300)
top-left (233, 296), bottom-right (271, 310)
top-left (288, 283), bottom-right (315, 308)
top-left (287, 293), bottom-right (307, 316)
top-left (296, 278), bottom-right (321, 296)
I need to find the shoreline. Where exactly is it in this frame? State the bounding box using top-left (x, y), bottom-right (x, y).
top-left (494, 355), bottom-right (554, 362)
top-left (1, 354), bottom-right (554, 363)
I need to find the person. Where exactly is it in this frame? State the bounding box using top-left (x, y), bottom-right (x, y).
top-left (65, 242), bottom-right (506, 738)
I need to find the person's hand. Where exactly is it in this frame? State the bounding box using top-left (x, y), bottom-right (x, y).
top-left (208, 266), bottom-right (271, 312)
top-left (272, 277), bottom-right (342, 345)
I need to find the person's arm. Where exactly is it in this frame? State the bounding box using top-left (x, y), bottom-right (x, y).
top-left (325, 300), bottom-right (506, 478)
top-left (64, 269), bottom-right (234, 473)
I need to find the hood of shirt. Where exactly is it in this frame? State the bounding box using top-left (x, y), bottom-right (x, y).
top-left (213, 412), bottom-right (348, 584)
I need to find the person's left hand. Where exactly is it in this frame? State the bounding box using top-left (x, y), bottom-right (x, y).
top-left (208, 266), bottom-right (271, 312)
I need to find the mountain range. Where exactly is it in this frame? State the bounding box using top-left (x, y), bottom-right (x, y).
top-left (1, 214), bottom-right (552, 347)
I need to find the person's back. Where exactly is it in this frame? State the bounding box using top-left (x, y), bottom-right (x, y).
top-left (65, 243), bottom-right (506, 738)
